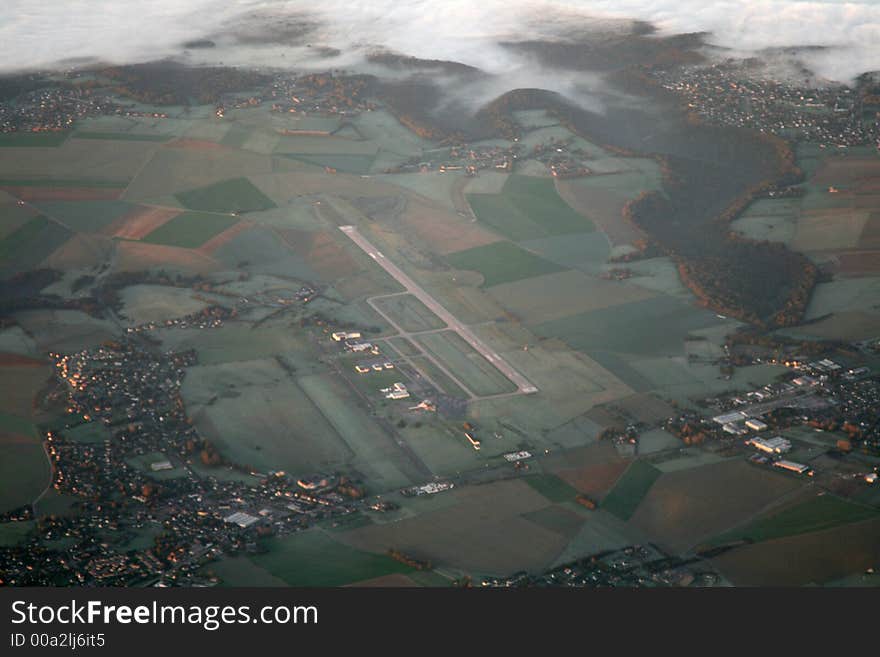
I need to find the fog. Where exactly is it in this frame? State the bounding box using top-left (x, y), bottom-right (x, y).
top-left (1, 0), bottom-right (878, 82)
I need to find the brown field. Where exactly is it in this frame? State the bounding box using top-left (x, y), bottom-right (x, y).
top-left (711, 516), bottom-right (880, 586)
top-left (0, 187), bottom-right (122, 202)
top-left (277, 228), bottom-right (361, 280)
top-left (836, 251), bottom-right (880, 276)
top-left (339, 479), bottom-right (568, 575)
top-left (792, 209), bottom-right (870, 252)
top-left (249, 170), bottom-right (402, 206)
top-left (164, 138), bottom-right (226, 151)
top-left (112, 240), bottom-right (220, 274)
top-left (792, 311), bottom-right (880, 341)
top-left (613, 393), bottom-right (677, 425)
top-left (628, 460), bottom-right (804, 552)
top-left (199, 220), bottom-right (254, 254)
top-left (106, 206), bottom-right (180, 240)
top-left (42, 233), bottom-right (114, 270)
top-left (811, 157), bottom-right (880, 188)
top-left (555, 460), bottom-right (631, 502)
top-left (396, 197), bottom-right (499, 255)
top-left (858, 213), bottom-right (880, 249)
top-left (543, 440), bottom-right (630, 501)
top-left (0, 353), bottom-right (44, 367)
top-left (0, 364), bottom-right (52, 417)
top-left (0, 431), bottom-right (35, 446)
top-left (556, 179), bottom-right (645, 247)
top-left (345, 573), bottom-right (420, 587)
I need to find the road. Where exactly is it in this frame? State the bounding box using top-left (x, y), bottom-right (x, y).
top-left (339, 225), bottom-right (537, 395)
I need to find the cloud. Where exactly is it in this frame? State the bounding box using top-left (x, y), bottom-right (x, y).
top-left (0, 1), bottom-right (878, 82)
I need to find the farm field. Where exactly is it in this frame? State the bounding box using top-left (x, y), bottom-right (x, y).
top-left (250, 530), bottom-right (413, 587)
top-left (629, 460), bottom-right (804, 552)
top-left (600, 460), bottom-right (662, 521)
top-left (534, 295), bottom-right (722, 357)
top-left (445, 240), bottom-right (565, 287)
top-left (467, 174), bottom-right (595, 242)
top-left (175, 177), bottom-right (276, 214)
top-left (0, 412), bottom-right (47, 513)
top-left (487, 268), bottom-right (655, 324)
top-left (711, 516), bottom-right (880, 586)
top-left (340, 479), bottom-right (571, 575)
top-left (141, 211), bottom-right (239, 249)
top-left (181, 359), bottom-right (352, 477)
top-left (708, 494), bottom-right (880, 546)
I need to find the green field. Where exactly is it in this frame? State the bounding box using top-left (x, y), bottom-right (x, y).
top-left (710, 495), bottom-right (880, 545)
top-left (0, 178), bottom-right (126, 188)
top-left (73, 132), bottom-right (169, 142)
top-left (446, 241), bottom-right (565, 287)
top-left (250, 529), bottom-right (412, 586)
top-left (415, 331), bottom-right (516, 397)
top-left (0, 215), bottom-right (72, 271)
top-left (142, 211), bottom-right (239, 248)
top-left (466, 174), bottom-right (594, 241)
top-left (601, 460), bottom-right (662, 520)
top-left (64, 422), bottom-right (111, 444)
top-left (524, 474), bottom-right (579, 504)
top-left (282, 153), bottom-right (376, 175)
top-left (175, 177), bottom-right (277, 213)
top-left (34, 200), bottom-right (134, 233)
top-left (0, 132), bottom-right (69, 147)
top-left (409, 355), bottom-right (469, 399)
top-left (534, 295), bottom-right (720, 356)
top-left (0, 413), bottom-right (47, 513)
top-left (372, 294), bottom-right (446, 332)
top-left (0, 520), bottom-right (36, 547)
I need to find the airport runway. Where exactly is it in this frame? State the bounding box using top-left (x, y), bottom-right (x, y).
top-left (340, 225), bottom-right (537, 395)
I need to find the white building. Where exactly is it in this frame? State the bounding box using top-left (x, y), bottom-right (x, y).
top-left (747, 436), bottom-right (791, 454)
top-left (745, 419), bottom-right (768, 432)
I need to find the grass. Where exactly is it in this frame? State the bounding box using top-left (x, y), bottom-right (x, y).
top-left (282, 153), bottom-right (376, 175)
top-left (446, 240), bottom-right (565, 287)
top-left (73, 131), bottom-right (169, 142)
top-left (601, 460), bottom-right (662, 521)
top-left (141, 211), bottom-right (239, 248)
top-left (0, 445), bottom-right (47, 513)
top-left (0, 178), bottom-right (126, 188)
top-left (710, 495), bottom-right (880, 545)
top-left (33, 200), bottom-right (135, 233)
top-left (372, 294), bottom-right (446, 333)
top-left (64, 422), bottom-right (111, 444)
top-left (0, 132), bottom-right (69, 147)
top-left (0, 520), bottom-right (36, 547)
top-left (250, 529), bottom-right (412, 586)
top-left (466, 174), bottom-right (594, 241)
top-left (415, 331), bottom-right (516, 397)
top-left (175, 177), bottom-right (276, 214)
top-left (524, 474), bottom-right (579, 504)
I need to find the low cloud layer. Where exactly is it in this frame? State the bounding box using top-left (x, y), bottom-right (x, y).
top-left (1, 0), bottom-right (878, 82)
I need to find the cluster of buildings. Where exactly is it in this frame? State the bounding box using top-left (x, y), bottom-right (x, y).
top-left (483, 545), bottom-right (719, 588)
top-left (0, 84), bottom-right (168, 135)
top-left (401, 481), bottom-right (454, 497)
top-left (0, 339), bottom-right (371, 586)
top-left (384, 143), bottom-right (520, 176)
top-left (125, 305), bottom-right (235, 335)
top-left (529, 138), bottom-right (592, 178)
top-left (649, 62), bottom-right (880, 147)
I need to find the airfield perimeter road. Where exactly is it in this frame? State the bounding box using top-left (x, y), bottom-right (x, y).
top-left (339, 225), bottom-right (538, 396)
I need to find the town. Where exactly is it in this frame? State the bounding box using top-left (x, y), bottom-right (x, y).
top-left (648, 61), bottom-right (880, 148)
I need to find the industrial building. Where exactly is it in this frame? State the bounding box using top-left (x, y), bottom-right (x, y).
top-left (745, 418), bottom-right (768, 432)
top-left (747, 436), bottom-right (792, 454)
top-left (772, 460), bottom-right (812, 475)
